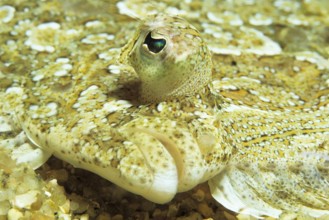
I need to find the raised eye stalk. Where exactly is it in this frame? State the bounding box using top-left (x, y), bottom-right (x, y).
top-left (122, 14), bottom-right (212, 103)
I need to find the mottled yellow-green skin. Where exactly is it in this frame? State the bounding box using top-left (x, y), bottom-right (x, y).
top-left (120, 14), bottom-right (212, 102)
top-left (0, 0), bottom-right (329, 219)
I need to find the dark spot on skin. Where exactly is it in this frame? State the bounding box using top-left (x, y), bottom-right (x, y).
top-left (140, 177), bottom-right (146, 184)
top-left (173, 132), bottom-right (183, 138)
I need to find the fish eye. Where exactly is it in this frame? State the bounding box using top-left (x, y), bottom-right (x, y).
top-left (143, 32), bottom-right (166, 53)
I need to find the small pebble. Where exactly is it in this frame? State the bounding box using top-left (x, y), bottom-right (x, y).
top-left (111, 214), bottom-right (123, 220)
top-left (45, 169), bottom-right (69, 183)
top-left (7, 208), bottom-right (23, 220)
top-left (167, 204), bottom-right (179, 217)
top-left (176, 211), bottom-right (203, 220)
top-left (13, 190), bottom-right (39, 209)
top-left (152, 208), bottom-right (166, 219)
top-left (223, 211), bottom-right (238, 220)
top-left (197, 202), bottom-right (214, 217)
top-left (192, 189), bottom-right (205, 202)
top-left (96, 212), bottom-right (111, 220)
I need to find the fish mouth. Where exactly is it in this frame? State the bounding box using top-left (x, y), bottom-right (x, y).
top-left (118, 127), bottom-right (180, 204)
top-left (135, 128), bottom-right (185, 181)
top-left (118, 117), bottom-right (207, 203)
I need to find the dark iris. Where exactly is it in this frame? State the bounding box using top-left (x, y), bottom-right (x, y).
top-left (144, 32), bottom-right (166, 53)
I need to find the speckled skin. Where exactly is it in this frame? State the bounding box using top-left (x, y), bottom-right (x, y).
top-left (120, 14), bottom-right (212, 102)
top-left (0, 1), bottom-right (329, 219)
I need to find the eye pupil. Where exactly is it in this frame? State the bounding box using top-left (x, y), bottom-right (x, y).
top-left (144, 32), bottom-right (166, 53)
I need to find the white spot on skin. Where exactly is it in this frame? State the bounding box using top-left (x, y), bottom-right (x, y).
top-left (239, 27), bottom-right (282, 55)
top-left (61, 64), bottom-right (72, 70)
top-left (293, 66), bottom-right (300, 72)
top-left (72, 103), bottom-right (80, 109)
top-left (81, 121), bottom-right (97, 135)
top-left (287, 15), bottom-right (309, 26)
top-left (223, 104), bottom-right (267, 113)
top-left (32, 73), bottom-right (44, 81)
top-left (25, 22), bottom-right (61, 53)
top-left (222, 85), bottom-right (238, 90)
top-left (108, 64), bottom-right (121, 74)
top-left (194, 111), bottom-right (211, 119)
top-left (11, 19), bottom-right (31, 36)
top-left (240, 76), bottom-right (261, 84)
top-left (259, 96), bottom-right (271, 103)
top-left (212, 79), bottom-right (239, 90)
top-left (202, 23), bottom-right (224, 37)
top-left (54, 70), bottom-right (68, 77)
top-left (295, 51), bottom-right (329, 70)
top-left (117, 1), bottom-right (200, 19)
top-left (207, 12), bottom-right (224, 24)
top-left (102, 100), bottom-right (132, 114)
top-left (53, 58), bottom-right (73, 76)
top-left (80, 85), bottom-right (99, 96)
top-left (207, 11), bottom-right (243, 26)
top-left (208, 47), bottom-right (242, 56)
top-left (56, 58), bottom-right (70, 63)
top-left (289, 92), bottom-right (300, 100)
top-left (249, 13), bottom-right (273, 26)
top-left (81, 33), bottom-right (114, 44)
top-left (206, 26), bottom-right (281, 56)
top-left (165, 7), bottom-right (186, 16)
top-left (249, 90), bottom-right (259, 95)
top-left (157, 103), bottom-right (164, 112)
top-left (6, 87), bottom-right (23, 94)
top-left (66, 29), bottom-right (79, 35)
top-left (29, 105), bottom-right (39, 111)
top-left (46, 102), bottom-right (58, 117)
top-left (28, 102), bottom-right (58, 119)
top-left (274, 0), bottom-right (300, 12)
top-left (287, 100), bottom-right (296, 106)
top-left (116, 1), bottom-right (141, 18)
top-left (54, 70), bottom-right (68, 76)
top-left (0, 5), bottom-right (15, 23)
top-left (85, 20), bottom-right (103, 27)
top-left (98, 48), bottom-right (121, 60)
top-left (37, 22), bottom-right (60, 30)
top-left (44, 191), bottom-right (51, 197)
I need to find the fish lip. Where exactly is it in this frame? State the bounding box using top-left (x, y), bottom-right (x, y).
top-left (119, 116), bottom-right (208, 200)
top-left (119, 127), bottom-right (180, 203)
top-left (129, 126), bottom-right (206, 192)
top-left (134, 128), bottom-right (185, 180)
